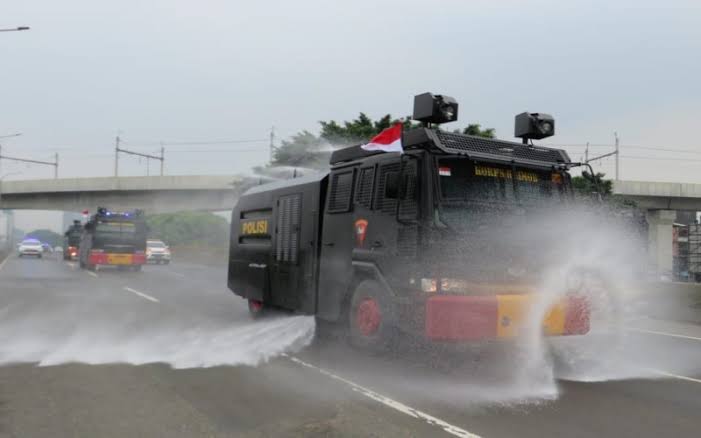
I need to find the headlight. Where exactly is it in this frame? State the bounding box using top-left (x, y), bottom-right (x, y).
top-left (421, 278), bottom-right (438, 293)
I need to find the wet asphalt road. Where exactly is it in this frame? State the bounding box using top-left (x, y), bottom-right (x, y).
top-left (0, 253), bottom-right (700, 437)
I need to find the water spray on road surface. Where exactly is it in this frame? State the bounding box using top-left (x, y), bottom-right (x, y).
top-left (0, 293), bottom-right (315, 368)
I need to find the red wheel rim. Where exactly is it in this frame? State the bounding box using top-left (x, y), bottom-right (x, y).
top-left (356, 298), bottom-right (381, 336)
top-left (249, 299), bottom-right (263, 312)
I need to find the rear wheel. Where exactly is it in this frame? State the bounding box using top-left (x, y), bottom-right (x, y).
top-left (348, 279), bottom-right (397, 351)
top-left (132, 265), bottom-right (142, 272)
top-left (248, 299), bottom-right (266, 319)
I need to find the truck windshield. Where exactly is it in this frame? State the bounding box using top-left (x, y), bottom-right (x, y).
top-left (95, 221), bottom-right (137, 239)
top-left (436, 157), bottom-right (567, 231)
top-left (437, 157), bottom-right (565, 206)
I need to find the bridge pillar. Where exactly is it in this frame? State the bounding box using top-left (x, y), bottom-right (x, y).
top-left (646, 209), bottom-right (676, 276)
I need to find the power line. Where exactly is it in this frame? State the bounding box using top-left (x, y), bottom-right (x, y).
top-left (621, 155), bottom-right (701, 163)
top-left (122, 138), bottom-right (268, 147)
top-left (167, 149), bottom-right (263, 153)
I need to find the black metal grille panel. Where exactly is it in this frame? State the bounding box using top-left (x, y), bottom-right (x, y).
top-left (355, 166), bottom-right (375, 209)
top-left (276, 194), bottom-right (301, 263)
top-left (328, 170), bottom-right (354, 213)
top-left (398, 160), bottom-right (418, 219)
top-left (434, 131), bottom-right (568, 165)
top-left (375, 163), bottom-right (400, 213)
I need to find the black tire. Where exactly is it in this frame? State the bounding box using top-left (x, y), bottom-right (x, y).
top-left (248, 298), bottom-right (266, 319)
top-left (37, 254), bottom-right (42, 259)
top-left (164, 260), bottom-right (170, 265)
top-left (132, 265), bottom-right (142, 272)
top-left (18, 254), bottom-right (22, 258)
top-left (348, 279), bottom-right (397, 351)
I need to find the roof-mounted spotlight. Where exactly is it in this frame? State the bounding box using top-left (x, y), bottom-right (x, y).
top-left (514, 112), bottom-right (555, 144)
top-left (413, 92), bottom-right (459, 125)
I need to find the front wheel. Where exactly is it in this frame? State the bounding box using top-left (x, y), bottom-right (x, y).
top-left (348, 279), bottom-right (397, 351)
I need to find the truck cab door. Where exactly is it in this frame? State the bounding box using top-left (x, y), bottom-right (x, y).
top-left (317, 168), bottom-right (357, 320)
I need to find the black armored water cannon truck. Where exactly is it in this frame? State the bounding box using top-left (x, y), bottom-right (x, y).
top-left (228, 93), bottom-right (590, 349)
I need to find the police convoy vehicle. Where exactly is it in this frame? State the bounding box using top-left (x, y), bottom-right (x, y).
top-left (79, 207), bottom-right (148, 271)
top-left (228, 93), bottom-right (591, 349)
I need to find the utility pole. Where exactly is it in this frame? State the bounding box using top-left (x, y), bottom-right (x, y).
top-left (269, 126), bottom-right (275, 164)
top-left (614, 132), bottom-right (620, 181)
top-left (160, 143), bottom-right (164, 176)
top-left (115, 139), bottom-right (164, 177)
top-left (0, 152), bottom-right (58, 178)
top-left (114, 135), bottom-right (120, 177)
top-left (585, 142), bottom-right (589, 165)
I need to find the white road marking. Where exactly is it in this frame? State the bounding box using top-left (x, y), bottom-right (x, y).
top-left (166, 270), bottom-right (186, 277)
top-left (124, 287), bottom-right (159, 303)
top-left (87, 271), bottom-right (98, 278)
top-left (284, 354), bottom-right (480, 438)
top-left (649, 369), bottom-right (701, 385)
top-left (626, 327), bottom-right (701, 342)
top-left (0, 256), bottom-right (10, 272)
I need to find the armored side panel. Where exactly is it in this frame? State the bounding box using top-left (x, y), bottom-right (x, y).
top-left (228, 173), bottom-right (328, 314)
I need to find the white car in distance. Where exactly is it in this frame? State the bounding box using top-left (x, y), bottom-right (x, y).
top-left (18, 239), bottom-right (44, 258)
top-left (146, 239), bottom-right (171, 264)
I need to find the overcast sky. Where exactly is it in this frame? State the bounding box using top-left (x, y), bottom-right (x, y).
top-left (2, 0), bottom-right (701, 231)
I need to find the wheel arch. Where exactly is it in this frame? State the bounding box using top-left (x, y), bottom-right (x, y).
top-left (319, 261), bottom-right (396, 323)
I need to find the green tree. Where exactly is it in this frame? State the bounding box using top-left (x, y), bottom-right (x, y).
top-left (25, 229), bottom-right (62, 247)
top-left (459, 124), bottom-right (496, 138)
top-left (272, 114), bottom-right (494, 167)
top-left (146, 212), bottom-right (229, 247)
top-left (272, 131), bottom-right (326, 168)
top-left (319, 113), bottom-right (400, 145)
top-left (572, 171), bottom-right (613, 197)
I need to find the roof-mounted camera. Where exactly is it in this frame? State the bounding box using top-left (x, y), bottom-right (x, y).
top-left (514, 112), bottom-right (555, 144)
top-left (413, 92), bottom-right (459, 126)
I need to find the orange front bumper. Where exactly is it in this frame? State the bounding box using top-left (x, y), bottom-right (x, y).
top-left (425, 294), bottom-right (590, 341)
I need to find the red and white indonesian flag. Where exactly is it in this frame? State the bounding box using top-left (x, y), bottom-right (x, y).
top-left (360, 122), bottom-right (403, 153)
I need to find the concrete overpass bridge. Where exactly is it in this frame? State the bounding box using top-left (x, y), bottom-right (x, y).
top-left (613, 180), bottom-right (701, 276)
top-left (0, 175), bottom-right (250, 214)
top-left (1, 175), bottom-right (700, 275)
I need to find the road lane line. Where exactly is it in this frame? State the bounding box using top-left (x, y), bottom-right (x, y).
top-left (124, 287), bottom-right (159, 303)
top-left (649, 369), bottom-right (701, 384)
top-left (87, 271), bottom-right (99, 278)
top-left (284, 354), bottom-right (480, 438)
top-left (626, 327), bottom-right (701, 342)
